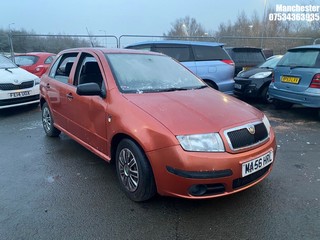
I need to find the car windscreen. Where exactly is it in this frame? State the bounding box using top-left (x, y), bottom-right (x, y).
top-left (277, 49), bottom-right (320, 68)
top-left (259, 56), bottom-right (282, 69)
top-left (0, 55), bottom-right (17, 69)
top-left (14, 55), bottom-right (39, 66)
top-left (105, 53), bottom-right (206, 93)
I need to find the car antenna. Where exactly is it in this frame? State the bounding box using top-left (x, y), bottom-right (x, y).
top-left (86, 27), bottom-right (95, 47)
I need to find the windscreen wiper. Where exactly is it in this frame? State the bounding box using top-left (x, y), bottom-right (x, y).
top-left (5, 68), bottom-right (13, 73)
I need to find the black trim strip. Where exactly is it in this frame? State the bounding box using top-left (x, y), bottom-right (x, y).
top-left (166, 166), bottom-right (233, 179)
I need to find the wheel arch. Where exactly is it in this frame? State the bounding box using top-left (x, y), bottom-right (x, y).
top-left (203, 79), bottom-right (218, 90)
top-left (111, 133), bottom-right (147, 164)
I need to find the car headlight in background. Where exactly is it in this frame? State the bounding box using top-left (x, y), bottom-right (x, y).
top-left (34, 77), bottom-right (41, 85)
top-left (262, 114), bottom-right (271, 134)
top-left (176, 133), bottom-right (225, 152)
top-left (249, 71), bottom-right (272, 79)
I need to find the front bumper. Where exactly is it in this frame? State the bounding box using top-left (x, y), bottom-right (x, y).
top-left (147, 132), bottom-right (277, 199)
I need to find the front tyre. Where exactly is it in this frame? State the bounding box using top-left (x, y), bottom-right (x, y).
top-left (116, 139), bottom-right (156, 202)
top-left (42, 102), bottom-right (61, 137)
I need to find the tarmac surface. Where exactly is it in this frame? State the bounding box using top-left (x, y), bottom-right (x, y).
top-left (0, 101), bottom-right (319, 240)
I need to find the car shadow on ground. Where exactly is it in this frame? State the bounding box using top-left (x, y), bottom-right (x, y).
top-left (0, 104), bottom-right (40, 117)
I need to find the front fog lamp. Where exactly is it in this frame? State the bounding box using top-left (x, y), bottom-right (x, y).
top-left (176, 133), bottom-right (225, 152)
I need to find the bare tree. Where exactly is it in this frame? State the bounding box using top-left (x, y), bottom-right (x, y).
top-left (164, 16), bottom-right (209, 39)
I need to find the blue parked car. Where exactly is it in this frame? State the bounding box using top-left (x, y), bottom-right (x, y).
top-left (125, 40), bottom-right (235, 94)
top-left (269, 45), bottom-right (320, 113)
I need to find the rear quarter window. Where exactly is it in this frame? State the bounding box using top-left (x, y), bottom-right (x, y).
top-left (192, 45), bottom-right (230, 61)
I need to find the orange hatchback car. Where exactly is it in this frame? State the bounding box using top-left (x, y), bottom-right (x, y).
top-left (40, 48), bottom-right (276, 202)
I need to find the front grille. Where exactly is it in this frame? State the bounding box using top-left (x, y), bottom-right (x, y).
top-left (0, 80), bottom-right (34, 90)
top-left (232, 164), bottom-right (271, 189)
top-left (0, 94), bottom-right (39, 106)
top-left (225, 122), bottom-right (268, 151)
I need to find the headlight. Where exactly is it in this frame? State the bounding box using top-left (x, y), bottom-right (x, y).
top-left (249, 71), bottom-right (272, 79)
top-left (262, 114), bottom-right (271, 134)
top-left (176, 133), bottom-right (225, 152)
top-left (34, 77), bottom-right (41, 85)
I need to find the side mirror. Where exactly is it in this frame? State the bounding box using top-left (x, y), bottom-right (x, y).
top-left (76, 82), bottom-right (103, 97)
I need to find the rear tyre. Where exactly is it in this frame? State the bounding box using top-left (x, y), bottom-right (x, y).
top-left (42, 102), bottom-right (61, 137)
top-left (273, 99), bottom-right (293, 109)
top-left (116, 139), bottom-right (156, 202)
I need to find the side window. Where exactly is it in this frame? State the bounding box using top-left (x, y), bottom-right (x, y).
top-left (44, 56), bottom-right (55, 64)
top-left (48, 53), bottom-right (78, 84)
top-left (193, 46), bottom-right (231, 61)
top-left (75, 54), bottom-right (104, 89)
top-left (154, 44), bottom-right (192, 62)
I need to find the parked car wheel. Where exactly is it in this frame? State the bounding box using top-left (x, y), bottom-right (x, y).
top-left (116, 139), bottom-right (156, 202)
top-left (261, 85), bottom-right (273, 104)
top-left (273, 99), bottom-right (293, 109)
top-left (42, 102), bottom-right (61, 137)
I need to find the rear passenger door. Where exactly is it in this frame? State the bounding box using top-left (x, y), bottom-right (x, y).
top-left (46, 53), bottom-right (78, 131)
top-left (153, 44), bottom-right (197, 74)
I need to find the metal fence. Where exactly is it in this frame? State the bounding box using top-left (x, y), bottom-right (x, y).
top-left (1, 33), bottom-right (319, 57)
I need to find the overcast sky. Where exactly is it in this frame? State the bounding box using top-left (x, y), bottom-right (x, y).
top-left (0, 0), bottom-right (314, 36)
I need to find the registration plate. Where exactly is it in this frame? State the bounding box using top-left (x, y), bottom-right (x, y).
top-left (242, 151), bottom-right (273, 177)
top-left (9, 91), bottom-right (31, 98)
top-left (281, 76), bottom-right (300, 84)
top-left (234, 83), bottom-right (242, 89)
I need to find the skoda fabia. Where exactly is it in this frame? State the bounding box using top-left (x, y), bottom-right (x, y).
top-left (40, 48), bottom-right (276, 202)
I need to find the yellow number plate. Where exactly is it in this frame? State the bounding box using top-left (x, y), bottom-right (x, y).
top-left (281, 76), bottom-right (300, 84)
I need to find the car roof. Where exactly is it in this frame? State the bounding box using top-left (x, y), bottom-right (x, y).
top-left (225, 46), bottom-right (263, 51)
top-left (58, 47), bottom-right (164, 55)
top-left (126, 40), bottom-right (224, 47)
top-left (289, 44), bottom-right (320, 51)
top-left (15, 52), bottom-right (55, 56)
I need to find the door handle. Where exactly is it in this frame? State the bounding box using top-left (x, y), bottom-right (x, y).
top-left (66, 93), bottom-right (73, 100)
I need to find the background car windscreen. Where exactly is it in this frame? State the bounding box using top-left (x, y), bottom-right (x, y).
top-left (277, 49), bottom-right (320, 68)
top-left (14, 56), bottom-right (39, 66)
top-left (0, 55), bottom-right (17, 68)
top-left (231, 49), bottom-right (265, 65)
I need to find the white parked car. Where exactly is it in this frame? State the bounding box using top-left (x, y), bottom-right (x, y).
top-left (0, 54), bottom-right (40, 109)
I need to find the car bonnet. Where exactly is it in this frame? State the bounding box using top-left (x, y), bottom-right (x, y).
top-left (124, 88), bottom-right (262, 135)
top-left (0, 67), bottom-right (38, 83)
